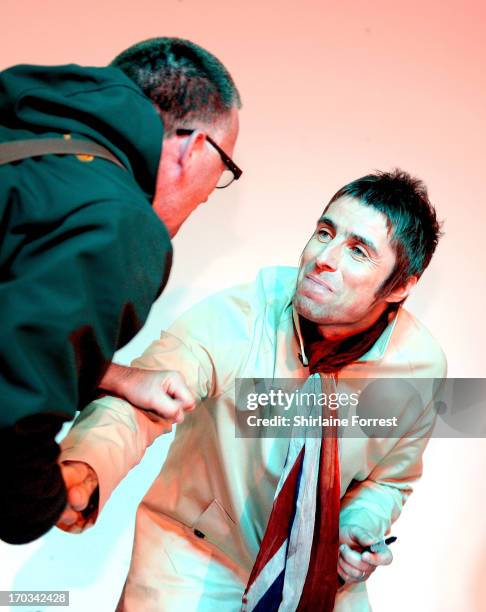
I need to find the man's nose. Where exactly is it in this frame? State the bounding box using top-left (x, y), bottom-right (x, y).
top-left (315, 240), bottom-right (340, 272)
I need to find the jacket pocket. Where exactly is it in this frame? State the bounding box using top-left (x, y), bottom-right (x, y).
top-left (191, 499), bottom-right (238, 559)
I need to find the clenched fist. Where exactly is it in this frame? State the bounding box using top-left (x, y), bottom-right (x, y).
top-left (56, 460), bottom-right (99, 533)
top-left (100, 364), bottom-right (196, 423)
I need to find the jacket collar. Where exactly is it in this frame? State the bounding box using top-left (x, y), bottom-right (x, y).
top-left (291, 304), bottom-right (400, 367)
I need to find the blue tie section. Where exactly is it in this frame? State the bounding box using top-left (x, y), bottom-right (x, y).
top-left (253, 569), bottom-right (285, 612)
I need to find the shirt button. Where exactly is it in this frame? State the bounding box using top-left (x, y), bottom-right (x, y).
top-left (193, 529), bottom-right (205, 539)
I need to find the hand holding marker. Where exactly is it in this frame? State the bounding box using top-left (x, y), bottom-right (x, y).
top-left (338, 536), bottom-right (397, 586)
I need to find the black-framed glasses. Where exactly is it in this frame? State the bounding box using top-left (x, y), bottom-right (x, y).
top-left (176, 128), bottom-right (242, 189)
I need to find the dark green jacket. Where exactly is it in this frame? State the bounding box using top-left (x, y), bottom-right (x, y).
top-left (0, 64), bottom-right (172, 543)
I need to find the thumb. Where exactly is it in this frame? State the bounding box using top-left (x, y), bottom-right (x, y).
top-left (165, 377), bottom-right (195, 411)
top-left (147, 393), bottom-right (185, 419)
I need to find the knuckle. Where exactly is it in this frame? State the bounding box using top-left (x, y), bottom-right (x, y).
top-left (342, 551), bottom-right (352, 564)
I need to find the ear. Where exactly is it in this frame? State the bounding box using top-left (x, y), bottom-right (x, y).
top-left (178, 130), bottom-right (207, 168)
top-left (385, 275), bottom-right (418, 303)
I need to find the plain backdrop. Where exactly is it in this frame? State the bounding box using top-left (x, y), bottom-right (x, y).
top-left (1, 1), bottom-right (485, 611)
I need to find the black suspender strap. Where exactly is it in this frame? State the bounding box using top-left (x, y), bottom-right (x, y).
top-left (0, 138), bottom-right (127, 170)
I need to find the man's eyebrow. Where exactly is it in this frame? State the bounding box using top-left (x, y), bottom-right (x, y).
top-left (317, 216), bottom-right (379, 255)
top-left (349, 232), bottom-right (379, 255)
top-left (317, 216), bottom-right (336, 231)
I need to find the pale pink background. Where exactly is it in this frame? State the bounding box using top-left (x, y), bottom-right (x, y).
top-left (1, 1), bottom-right (486, 610)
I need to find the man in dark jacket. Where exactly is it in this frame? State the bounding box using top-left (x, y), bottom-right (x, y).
top-left (0, 37), bottom-right (241, 544)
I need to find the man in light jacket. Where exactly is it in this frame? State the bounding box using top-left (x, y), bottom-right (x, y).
top-left (58, 170), bottom-right (445, 611)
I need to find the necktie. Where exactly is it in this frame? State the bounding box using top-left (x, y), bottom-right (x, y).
top-left (242, 374), bottom-right (341, 611)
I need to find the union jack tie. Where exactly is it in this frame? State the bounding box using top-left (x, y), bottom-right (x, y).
top-left (242, 374), bottom-right (341, 612)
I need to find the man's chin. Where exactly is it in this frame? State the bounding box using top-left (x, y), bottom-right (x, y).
top-left (293, 293), bottom-right (328, 324)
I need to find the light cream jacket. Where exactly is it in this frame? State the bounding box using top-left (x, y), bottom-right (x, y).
top-left (60, 267), bottom-right (446, 611)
